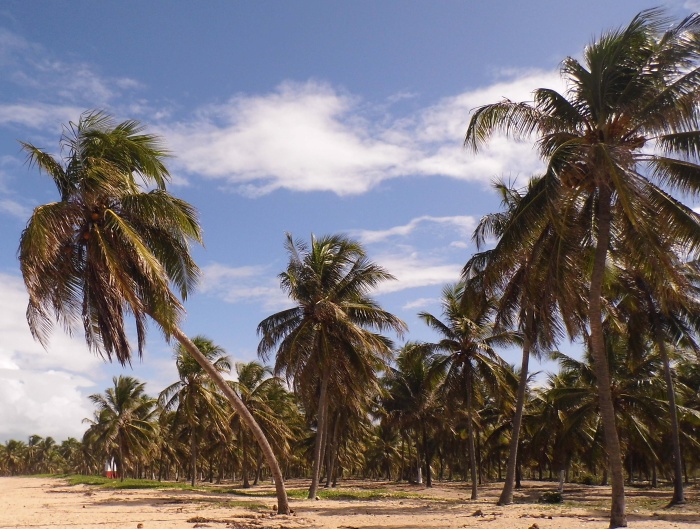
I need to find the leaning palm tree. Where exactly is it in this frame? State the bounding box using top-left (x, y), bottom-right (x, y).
top-left (257, 233), bottom-right (406, 499)
top-left (159, 336), bottom-right (231, 486)
top-left (84, 376), bottom-right (158, 480)
top-left (18, 111), bottom-right (290, 513)
top-left (465, 10), bottom-right (700, 526)
top-left (420, 282), bottom-right (518, 499)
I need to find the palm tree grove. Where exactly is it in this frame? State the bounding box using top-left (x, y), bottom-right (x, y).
top-left (5, 9), bottom-right (700, 529)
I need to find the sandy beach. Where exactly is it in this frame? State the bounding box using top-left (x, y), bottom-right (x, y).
top-left (0, 477), bottom-right (697, 529)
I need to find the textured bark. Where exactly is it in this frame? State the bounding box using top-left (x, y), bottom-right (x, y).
top-left (498, 314), bottom-right (533, 505)
top-left (170, 326), bottom-right (290, 514)
top-left (190, 429), bottom-right (197, 487)
top-left (308, 370), bottom-right (330, 499)
top-left (588, 185), bottom-right (627, 528)
top-left (655, 333), bottom-right (685, 504)
top-left (466, 369), bottom-right (478, 500)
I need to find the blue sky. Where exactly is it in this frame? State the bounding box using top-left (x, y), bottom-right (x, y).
top-left (0, 1), bottom-right (696, 442)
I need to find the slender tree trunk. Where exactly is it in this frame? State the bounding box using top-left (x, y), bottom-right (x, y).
top-left (170, 326), bottom-right (290, 514)
top-left (423, 426), bottom-right (432, 488)
top-left (588, 185), bottom-right (626, 528)
top-left (654, 332), bottom-right (685, 504)
top-left (242, 428), bottom-right (251, 488)
top-left (119, 443), bottom-right (125, 482)
top-left (466, 369), bottom-right (478, 500)
top-left (325, 414), bottom-right (340, 488)
top-left (190, 429), bottom-right (197, 487)
top-left (498, 314), bottom-right (533, 505)
top-left (308, 370), bottom-right (330, 499)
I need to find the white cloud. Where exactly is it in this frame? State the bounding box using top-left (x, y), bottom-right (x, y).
top-left (351, 215), bottom-right (477, 244)
top-left (164, 81), bottom-right (413, 196)
top-left (0, 103), bottom-right (82, 130)
top-left (0, 197), bottom-right (30, 219)
top-left (402, 297), bottom-right (440, 310)
top-left (199, 262), bottom-right (290, 309)
top-left (162, 71), bottom-right (562, 197)
top-left (0, 273), bottom-right (105, 442)
top-left (0, 369), bottom-right (95, 441)
top-left (374, 251), bottom-right (463, 294)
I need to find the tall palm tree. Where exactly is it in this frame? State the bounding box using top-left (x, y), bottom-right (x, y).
top-left (160, 336), bottom-right (231, 486)
top-left (420, 282), bottom-right (518, 498)
top-left (465, 179), bottom-right (585, 505)
top-left (84, 375), bottom-right (157, 480)
top-left (465, 10), bottom-right (700, 526)
top-left (18, 111), bottom-right (290, 513)
top-left (258, 233), bottom-right (406, 499)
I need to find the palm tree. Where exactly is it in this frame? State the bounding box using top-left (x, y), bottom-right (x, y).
top-left (18, 111), bottom-right (290, 513)
top-left (420, 282), bottom-right (518, 498)
top-left (465, 179), bottom-right (585, 505)
top-left (465, 10), bottom-right (700, 526)
top-left (84, 375), bottom-right (157, 480)
top-left (228, 361), bottom-right (294, 487)
top-left (160, 335), bottom-right (231, 486)
top-left (258, 233), bottom-right (406, 499)
top-left (605, 258), bottom-right (700, 504)
top-left (381, 342), bottom-right (445, 487)
top-left (1, 440), bottom-right (26, 476)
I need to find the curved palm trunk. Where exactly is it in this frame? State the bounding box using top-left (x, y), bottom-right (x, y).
top-left (654, 330), bottom-right (685, 505)
top-left (465, 368), bottom-right (478, 500)
top-left (498, 318), bottom-right (532, 505)
top-left (308, 370), bottom-right (330, 499)
top-left (170, 326), bottom-right (290, 514)
top-left (588, 186), bottom-right (626, 528)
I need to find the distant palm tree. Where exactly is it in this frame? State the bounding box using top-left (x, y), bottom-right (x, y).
top-left (420, 283), bottom-right (518, 498)
top-left (382, 342), bottom-right (445, 487)
top-left (160, 336), bottom-right (231, 486)
top-left (84, 376), bottom-right (157, 480)
top-left (1, 440), bottom-right (26, 476)
top-left (229, 361), bottom-right (294, 487)
top-left (18, 111), bottom-right (290, 513)
top-left (258, 233), bottom-right (406, 499)
top-left (465, 10), bottom-right (700, 526)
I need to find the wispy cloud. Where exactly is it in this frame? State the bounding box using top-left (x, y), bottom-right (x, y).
top-left (373, 251), bottom-right (463, 294)
top-left (351, 215), bottom-right (477, 244)
top-left (199, 262), bottom-right (290, 310)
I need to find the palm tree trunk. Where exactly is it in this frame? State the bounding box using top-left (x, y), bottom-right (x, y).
top-left (170, 326), bottom-right (290, 514)
top-left (242, 428), bottom-right (250, 488)
top-left (466, 368), bottom-right (478, 500)
top-left (308, 369), bottom-right (330, 499)
top-left (654, 331), bottom-right (685, 505)
top-left (325, 413), bottom-right (340, 488)
top-left (498, 313), bottom-right (533, 505)
top-left (588, 185), bottom-right (626, 528)
top-left (422, 426), bottom-right (432, 488)
top-left (190, 429), bottom-right (197, 487)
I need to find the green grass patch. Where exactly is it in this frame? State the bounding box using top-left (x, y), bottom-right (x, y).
top-left (65, 475), bottom-right (196, 491)
top-left (286, 487), bottom-right (426, 501)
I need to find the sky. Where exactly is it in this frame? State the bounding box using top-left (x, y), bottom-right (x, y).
top-left (0, 0), bottom-right (697, 443)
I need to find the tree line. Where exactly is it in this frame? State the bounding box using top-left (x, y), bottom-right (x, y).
top-left (3, 328), bottom-right (700, 495)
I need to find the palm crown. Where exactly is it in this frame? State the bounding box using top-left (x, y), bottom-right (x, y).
top-left (19, 111), bottom-right (202, 364)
